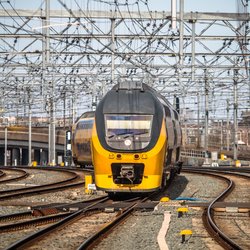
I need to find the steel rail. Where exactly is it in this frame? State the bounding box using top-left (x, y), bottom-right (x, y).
top-left (5, 196), bottom-right (110, 250)
top-left (78, 193), bottom-right (158, 250)
top-left (183, 166), bottom-right (250, 177)
top-left (183, 168), bottom-right (244, 249)
top-left (77, 201), bottom-right (140, 250)
top-left (0, 168), bottom-right (83, 200)
top-left (0, 181), bottom-right (84, 200)
top-left (0, 212), bottom-right (72, 233)
top-left (0, 168), bottom-right (29, 184)
top-left (0, 211), bottom-right (32, 223)
top-left (0, 168), bottom-right (78, 194)
top-left (0, 170), bottom-right (5, 179)
top-left (0, 196), bottom-right (108, 233)
top-left (206, 177), bottom-right (242, 249)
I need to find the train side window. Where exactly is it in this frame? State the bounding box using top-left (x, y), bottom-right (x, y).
top-left (173, 110), bottom-right (182, 146)
top-left (171, 111), bottom-right (177, 146)
top-left (172, 120), bottom-right (177, 145)
top-left (164, 106), bottom-right (174, 148)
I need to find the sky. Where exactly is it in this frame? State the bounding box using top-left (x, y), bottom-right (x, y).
top-left (1, 0), bottom-right (249, 120)
top-left (6, 0), bottom-right (244, 13)
top-left (148, 0), bottom-right (239, 12)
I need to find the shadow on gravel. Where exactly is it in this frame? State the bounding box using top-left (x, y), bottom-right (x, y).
top-left (108, 175), bottom-right (189, 202)
top-left (163, 175), bottom-right (189, 200)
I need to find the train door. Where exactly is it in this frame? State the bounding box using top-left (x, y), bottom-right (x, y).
top-left (164, 106), bottom-right (175, 166)
top-left (173, 110), bottom-right (182, 161)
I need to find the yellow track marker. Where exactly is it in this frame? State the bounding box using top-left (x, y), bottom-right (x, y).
top-left (160, 197), bottom-right (170, 202)
top-left (180, 229), bottom-right (192, 243)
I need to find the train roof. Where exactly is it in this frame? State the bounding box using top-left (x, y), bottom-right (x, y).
top-left (75, 111), bottom-right (95, 123)
top-left (112, 82), bottom-right (175, 110)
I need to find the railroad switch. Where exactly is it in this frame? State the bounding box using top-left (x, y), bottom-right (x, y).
top-left (32, 207), bottom-right (60, 216)
top-left (180, 229), bottom-right (192, 243)
top-left (104, 207), bottom-right (115, 213)
top-left (177, 207), bottom-right (189, 218)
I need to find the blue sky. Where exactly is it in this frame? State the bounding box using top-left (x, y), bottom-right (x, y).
top-left (148, 0), bottom-right (238, 12)
top-left (5, 0), bottom-right (244, 13)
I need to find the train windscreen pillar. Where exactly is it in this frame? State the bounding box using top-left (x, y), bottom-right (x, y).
top-left (175, 96), bottom-right (180, 114)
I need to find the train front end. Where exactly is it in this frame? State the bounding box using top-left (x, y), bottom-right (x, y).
top-left (92, 83), bottom-right (167, 194)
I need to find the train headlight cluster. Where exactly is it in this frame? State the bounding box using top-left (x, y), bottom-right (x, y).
top-left (108, 153), bottom-right (115, 159)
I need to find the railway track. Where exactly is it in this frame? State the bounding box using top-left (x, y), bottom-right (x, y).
top-left (0, 170), bottom-right (5, 179)
top-left (184, 167), bottom-right (250, 250)
top-left (5, 196), bottom-right (112, 249)
top-left (3, 193), bottom-right (158, 249)
top-left (0, 196), bottom-right (109, 233)
top-left (0, 166), bottom-right (249, 249)
top-left (0, 167), bottom-right (163, 249)
top-left (0, 167), bottom-right (85, 200)
top-left (79, 195), bottom-right (157, 250)
top-left (0, 168), bottom-right (29, 184)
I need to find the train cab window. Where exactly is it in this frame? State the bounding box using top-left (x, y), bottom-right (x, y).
top-left (104, 114), bottom-right (153, 150)
top-left (173, 110), bottom-right (182, 146)
top-left (173, 110), bottom-right (179, 120)
top-left (164, 106), bottom-right (171, 117)
top-left (76, 119), bottom-right (94, 130)
top-left (164, 106), bottom-right (175, 148)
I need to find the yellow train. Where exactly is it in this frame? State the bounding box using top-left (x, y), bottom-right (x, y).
top-left (91, 82), bottom-right (182, 194)
top-left (71, 111), bottom-right (94, 167)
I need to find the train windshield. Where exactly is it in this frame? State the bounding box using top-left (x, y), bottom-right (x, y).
top-left (76, 119), bottom-right (94, 130)
top-left (104, 114), bottom-right (153, 150)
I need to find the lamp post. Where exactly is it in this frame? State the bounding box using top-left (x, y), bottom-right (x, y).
top-left (226, 99), bottom-right (230, 151)
top-left (204, 69), bottom-right (209, 162)
top-left (27, 87), bottom-right (32, 166)
top-left (197, 92), bottom-right (200, 148)
top-left (233, 69), bottom-right (239, 162)
top-left (4, 123), bottom-right (7, 166)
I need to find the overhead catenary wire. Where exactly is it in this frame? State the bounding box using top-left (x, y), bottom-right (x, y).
top-left (0, 0), bottom-right (249, 122)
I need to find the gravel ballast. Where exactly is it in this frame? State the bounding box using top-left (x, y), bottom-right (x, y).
top-left (0, 169), bottom-right (227, 249)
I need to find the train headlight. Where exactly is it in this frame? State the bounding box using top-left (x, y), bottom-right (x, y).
top-left (108, 153), bottom-right (115, 159)
top-left (124, 139), bottom-right (132, 146)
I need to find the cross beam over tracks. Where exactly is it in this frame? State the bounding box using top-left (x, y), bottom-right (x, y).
top-left (0, 4), bottom-right (249, 123)
top-left (0, 9), bottom-right (249, 21)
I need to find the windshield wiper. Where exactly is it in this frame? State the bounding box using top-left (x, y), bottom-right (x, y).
top-left (107, 132), bottom-right (131, 139)
top-left (123, 131), bottom-right (148, 138)
top-left (108, 131), bottom-right (148, 139)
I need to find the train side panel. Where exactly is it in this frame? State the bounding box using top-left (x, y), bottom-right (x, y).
top-left (72, 113), bottom-right (94, 167)
top-left (74, 119), bottom-right (93, 164)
